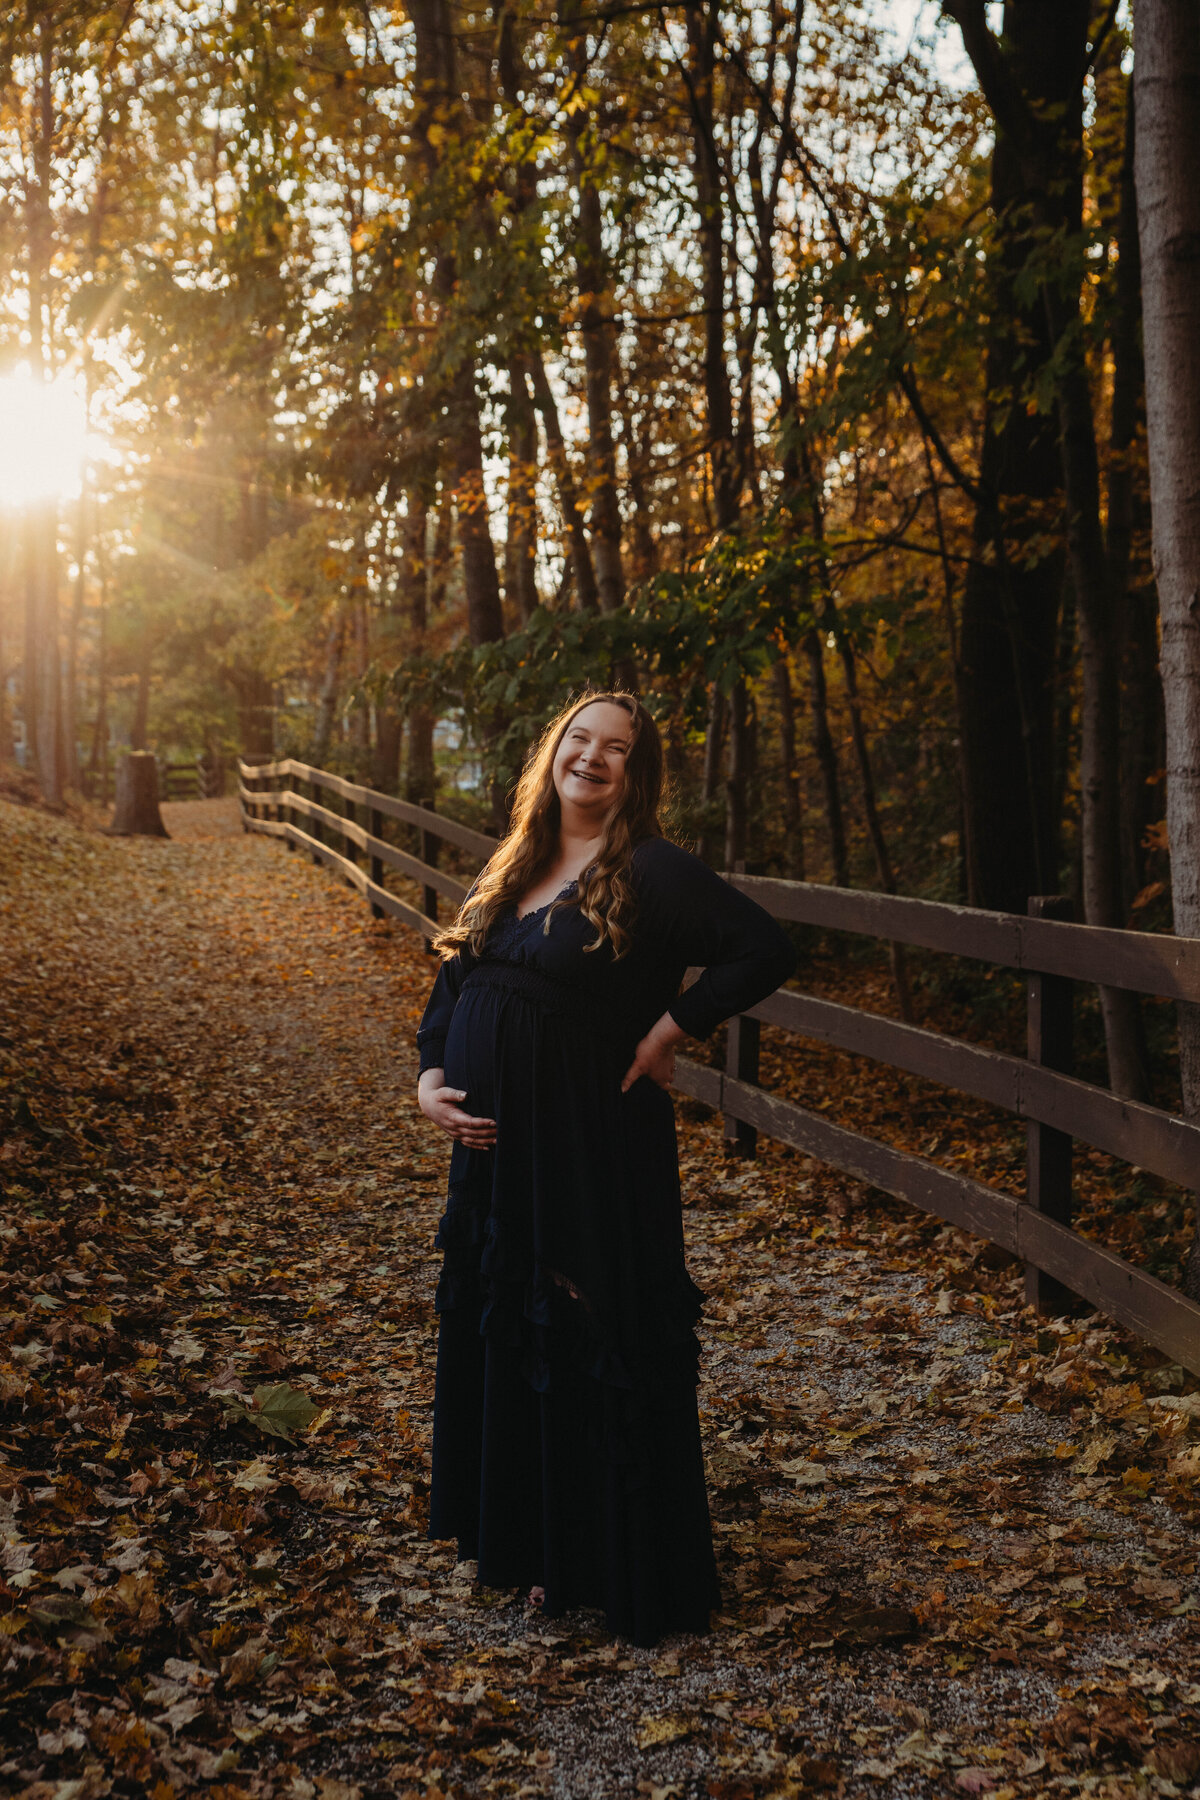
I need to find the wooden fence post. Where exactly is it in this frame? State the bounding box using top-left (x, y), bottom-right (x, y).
top-left (723, 1012), bottom-right (760, 1158)
top-left (1025, 894), bottom-right (1075, 1311)
top-left (420, 797), bottom-right (439, 953)
top-left (282, 764), bottom-right (295, 850)
top-left (723, 859), bottom-right (760, 1157)
top-left (306, 774), bottom-right (321, 865)
top-left (369, 804), bottom-right (384, 916)
top-left (343, 794), bottom-right (357, 868)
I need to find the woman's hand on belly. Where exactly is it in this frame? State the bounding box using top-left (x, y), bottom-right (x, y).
top-left (417, 1068), bottom-right (497, 1149)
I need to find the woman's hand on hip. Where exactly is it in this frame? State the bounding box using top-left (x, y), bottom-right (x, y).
top-left (621, 1013), bottom-right (686, 1093)
top-left (418, 1069), bottom-right (497, 1148)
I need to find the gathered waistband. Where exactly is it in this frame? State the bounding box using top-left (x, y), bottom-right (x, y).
top-left (461, 959), bottom-right (629, 1038)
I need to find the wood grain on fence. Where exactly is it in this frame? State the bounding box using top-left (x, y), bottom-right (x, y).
top-left (240, 757), bottom-right (1200, 1374)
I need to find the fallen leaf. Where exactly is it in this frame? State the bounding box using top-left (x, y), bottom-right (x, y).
top-left (635, 1713), bottom-right (702, 1750)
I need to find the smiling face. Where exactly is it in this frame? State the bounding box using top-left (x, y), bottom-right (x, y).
top-left (551, 700), bottom-right (636, 826)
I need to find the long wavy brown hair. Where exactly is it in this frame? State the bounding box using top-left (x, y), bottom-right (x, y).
top-left (435, 691), bottom-right (664, 961)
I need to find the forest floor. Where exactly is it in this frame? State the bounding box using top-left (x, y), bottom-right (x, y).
top-left (2, 793), bottom-right (1199, 1800)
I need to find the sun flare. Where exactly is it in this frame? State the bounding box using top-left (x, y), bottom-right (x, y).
top-left (0, 367), bottom-right (92, 507)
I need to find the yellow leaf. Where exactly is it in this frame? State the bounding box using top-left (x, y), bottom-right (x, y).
top-left (634, 1713), bottom-right (701, 1750)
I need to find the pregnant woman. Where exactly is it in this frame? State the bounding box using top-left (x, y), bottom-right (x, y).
top-left (416, 690), bottom-right (794, 1646)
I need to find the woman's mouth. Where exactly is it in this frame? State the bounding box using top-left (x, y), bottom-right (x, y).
top-left (570, 768), bottom-right (605, 784)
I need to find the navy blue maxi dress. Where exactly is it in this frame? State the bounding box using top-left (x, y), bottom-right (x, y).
top-left (416, 835), bottom-right (795, 1646)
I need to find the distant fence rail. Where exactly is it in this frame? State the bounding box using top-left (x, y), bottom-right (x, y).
top-left (158, 755), bottom-right (226, 802)
top-left (240, 756), bottom-right (1200, 1375)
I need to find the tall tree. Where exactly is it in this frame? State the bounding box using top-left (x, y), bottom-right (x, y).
top-left (947, 0), bottom-right (1147, 1097)
top-left (1133, 0), bottom-right (1200, 1292)
top-left (941, 0), bottom-right (1079, 917)
top-left (562, 2), bottom-right (625, 614)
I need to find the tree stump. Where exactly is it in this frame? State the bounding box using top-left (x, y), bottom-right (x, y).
top-left (110, 752), bottom-right (170, 837)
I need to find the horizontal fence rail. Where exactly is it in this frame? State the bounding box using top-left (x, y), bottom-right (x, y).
top-left (239, 757), bottom-right (1200, 1375)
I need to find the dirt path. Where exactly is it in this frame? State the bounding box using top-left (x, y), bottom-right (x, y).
top-left (1, 797), bottom-right (1198, 1800)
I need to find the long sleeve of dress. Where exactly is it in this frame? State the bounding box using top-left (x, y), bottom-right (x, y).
top-left (634, 838), bottom-right (796, 1039)
top-left (416, 952), bottom-right (471, 1074)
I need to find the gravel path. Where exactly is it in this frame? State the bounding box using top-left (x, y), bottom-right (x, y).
top-left (2, 796), bottom-right (1198, 1800)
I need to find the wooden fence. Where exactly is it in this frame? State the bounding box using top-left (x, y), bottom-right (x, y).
top-left (159, 756), bottom-right (226, 801)
top-left (240, 756), bottom-right (1200, 1376)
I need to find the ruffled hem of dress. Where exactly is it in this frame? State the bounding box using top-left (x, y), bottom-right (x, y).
top-left (432, 1186), bottom-right (705, 1418)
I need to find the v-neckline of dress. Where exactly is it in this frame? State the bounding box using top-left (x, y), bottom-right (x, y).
top-left (515, 878), bottom-right (578, 924)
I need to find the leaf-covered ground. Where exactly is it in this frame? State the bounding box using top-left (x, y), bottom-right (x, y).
top-left (2, 795), bottom-right (1198, 1800)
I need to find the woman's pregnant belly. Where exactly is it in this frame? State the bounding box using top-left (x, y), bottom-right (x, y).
top-left (442, 986), bottom-right (501, 1114)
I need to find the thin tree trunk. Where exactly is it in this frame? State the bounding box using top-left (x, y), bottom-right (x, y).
top-left (63, 463), bottom-right (89, 790)
top-left (1133, 0), bottom-right (1200, 1294)
top-left (450, 383), bottom-right (504, 648)
top-left (505, 357), bottom-right (539, 622)
top-left (429, 483), bottom-right (452, 615)
top-left (698, 683), bottom-right (725, 864)
top-left (349, 597), bottom-right (370, 759)
top-left (563, 2), bottom-right (624, 613)
top-left (87, 557), bottom-right (109, 800)
top-left (610, 362), bottom-right (658, 584)
top-left (724, 679), bottom-right (748, 869)
top-left (684, 0), bottom-right (737, 533)
top-left (803, 627), bottom-right (848, 888)
top-left (402, 488), bottom-right (436, 804)
top-left (945, 0), bottom-right (1087, 914)
top-left (773, 657), bottom-right (804, 878)
top-left (1107, 80), bottom-right (1163, 914)
top-left (130, 626), bottom-right (151, 754)
top-left (1051, 319), bottom-right (1147, 1098)
top-left (528, 350), bottom-right (600, 612)
top-left (25, 505), bottom-right (62, 803)
top-left (313, 604), bottom-right (347, 766)
top-left (685, 0), bottom-right (744, 858)
top-left (372, 519), bottom-right (407, 795)
top-left (816, 584), bottom-right (913, 1019)
top-left (921, 435), bottom-right (977, 904)
top-left (408, 0), bottom-right (503, 655)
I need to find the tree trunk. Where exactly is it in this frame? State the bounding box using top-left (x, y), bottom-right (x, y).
top-left (374, 712), bottom-right (403, 794)
top-left (529, 350), bottom-right (600, 612)
top-left (23, 27), bottom-right (63, 805)
top-left (64, 469), bottom-right (87, 791)
top-left (563, 4), bottom-right (624, 613)
top-left (26, 503), bottom-right (62, 805)
top-left (505, 357), bottom-right (539, 622)
top-left (313, 605), bottom-right (347, 766)
top-left (921, 434), bottom-right (977, 903)
top-left (450, 380), bottom-right (505, 648)
top-left (697, 683), bottom-right (725, 863)
top-left (402, 486), bottom-right (436, 805)
top-left (947, 0), bottom-right (1086, 914)
top-left (110, 751), bottom-right (168, 837)
top-left (407, 0), bottom-right (504, 654)
top-left (87, 559), bottom-right (109, 800)
top-left (1052, 328), bottom-right (1148, 1098)
top-left (1106, 81), bottom-right (1164, 914)
top-left (724, 680), bottom-right (748, 870)
top-left (815, 577), bottom-right (913, 1019)
top-left (684, 0), bottom-right (737, 533)
top-left (1132, 0), bottom-right (1200, 1294)
top-left (803, 627), bottom-right (848, 888)
top-left (130, 627), bottom-right (151, 753)
top-left (773, 656), bottom-right (805, 879)
top-left (234, 669), bottom-right (274, 760)
top-left (348, 597), bottom-right (370, 760)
